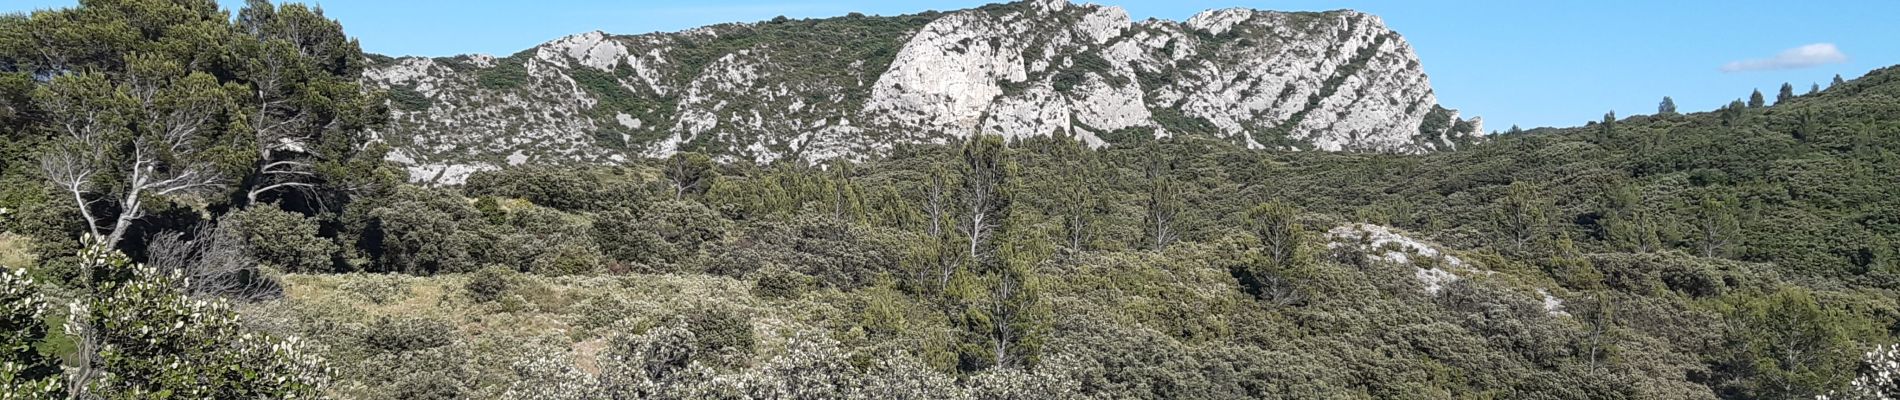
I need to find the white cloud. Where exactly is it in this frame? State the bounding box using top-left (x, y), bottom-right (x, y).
top-left (1720, 43), bottom-right (1848, 73)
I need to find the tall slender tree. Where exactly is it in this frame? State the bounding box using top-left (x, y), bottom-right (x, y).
top-left (1748, 89), bottom-right (1766, 108)
top-left (1697, 192), bottom-right (1742, 258)
top-left (1143, 152), bottom-right (1180, 250)
top-left (1494, 181), bottom-right (1551, 254)
top-left (1776, 82), bottom-right (1795, 105)
top-left (954, 135), bottom-right (1009, 264)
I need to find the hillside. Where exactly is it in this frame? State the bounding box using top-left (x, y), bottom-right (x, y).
top-left (4, 1), bottom-right (1900, 399)
top-left (160, 65), bottom-right (1900, 399)
top-left (368, 0), bottom-right (1481, 184)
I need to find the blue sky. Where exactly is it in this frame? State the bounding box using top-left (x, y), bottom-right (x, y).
top-left (8, 1), bottom-right (1897, 131)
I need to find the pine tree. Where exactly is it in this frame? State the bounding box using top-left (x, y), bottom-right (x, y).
top-left (1833, 74), bottom-right (1847, 87)
top-left (1776, 82), bottom-right (1795, 105)
top-left (1601, 183), bottom-right (1660, 253)
top-left (1658, 96), bottom-right (1677, 115)
top-left (18, 0), bottom-right (389, 249)
top-left (235, 1), bottom-right (388, 206)
top-left (1055, 148), bottom-right (1105, 251)
top-left (943, 135), bottom-right (1045, 371)
top-left (1494, 181), bottom-right (1551, 254)
top-left (1696, 193), bottom-right (1742, 258)
top-left (1748, 89), bottom-right (1766, 108)
top-left (1809, 83), bottom-right (1820, 95)
top-left (1142, 155), bottom-right (1181, 250)
top-left (1236, 202), bottom-right (1310, 307)
top-left (1600, 111), bottom-right (1617, 141)
top-left (1721, 99), bottom-right (1747, 126)
top-left (663, 152), bottom-right (717, 199)
top-left (1249, 202), bottom-right (1308, 268)
top-left (955, 135), bottom-right (1010, 263)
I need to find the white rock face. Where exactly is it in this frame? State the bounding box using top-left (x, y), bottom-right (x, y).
top-left (1537, 288), bottom-right (1569, 317)
top-left (365, 0), bottom-right (1480, 182)
top-left (1327, 223), bottom-right (1468, 295)
top-left (863, 11), bottom-right (1030, 133)
top-left (1327, 223), bottom-right (1571, 317)
top-left (541, 31), bottom-right (629, 71)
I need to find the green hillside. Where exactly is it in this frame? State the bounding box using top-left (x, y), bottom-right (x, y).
top-left (3, 1), bottom-right (1900, 399)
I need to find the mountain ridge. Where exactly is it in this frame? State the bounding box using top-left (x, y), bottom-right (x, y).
top-left (366, 0), bottom-right (1482, 184)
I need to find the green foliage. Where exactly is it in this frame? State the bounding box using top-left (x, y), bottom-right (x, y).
top-left (9, 2), bottom-right (1900, 397)
top-left (1493, 181), bottom-right (1552, 255)
top-left (463, 165), bottom-right (650, 212)
top-left (664, 152), bottom-right (719, 199)
top-left (226, 205), bottom-right (337, 273)
top-left (0, 268), bottom-right (60, 397)
top-left (476, 53), bottom-right (532, 90)
top-left (465, 265), bottom-right (519, 303)
top-left (363, 315), bottom-right (457, 354)
top-left (387, 84), bottom-right (433, 111)
top-left (66, 236), bottom-right (328, 398)
top-left (748, 263), bottom-right (813, 300)
top-left (593, 200), bottom-right (730, 271)
top-left (1714, 286), bottom-right (1876, 398)
top-left (364, 186), bottom-right (482, 274)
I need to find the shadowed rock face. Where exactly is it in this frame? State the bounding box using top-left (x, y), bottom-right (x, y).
top-left (366, 0), bottom-right (1481, 184)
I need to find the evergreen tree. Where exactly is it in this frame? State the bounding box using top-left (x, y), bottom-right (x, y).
top-left (1054, 147), bottom-right (1106, 251)
top-left (1493, 181), bottom-right (1550, 254)
top-left (1809, 83), bottom-right (1820, 95)
top-left (1777, 82), bottom-right (1795, 105)
top-left (964, 211), bottom-right (1048, 370)
top-left (1249, 202), bottom-right (1308, 268)
top-left (663, 152), bottom-right (717, 199)
top-left (1717, 286), bottom-right (1869, 399)
top-left (10, 0), bottom-right (388, 250)
top-left (954, 135), bottom-right (1009, 264)
top-left (1696, 192), bottom-right (1741, 258)
top-left (1507, 124), bottom-right (1524, 135)
top-left (234, 0), bottom-right (388, 207)
top-left (942, 135), bottom-right (1045, 371)
top-left (1749, 89), bottom-right (1766, 108)
top-left (1658, 96), bottom-right (1677, 115)
top-left (1721, 99), bottom-right (1747, 126)
top-left (1600, 183), bottom-right (1660, 253)
top-left (1600, 111), bottom-right (1617, 141)
top-left (1142, 151), bottom-right (1180, 250)
top-left (1833, 74), bottom-right (1847, 87)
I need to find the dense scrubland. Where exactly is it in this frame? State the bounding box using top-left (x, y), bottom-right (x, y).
top-left (6, 0), bottom-right (1900, 399)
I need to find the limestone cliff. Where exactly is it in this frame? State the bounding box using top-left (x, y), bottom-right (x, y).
top-left (366, 0), bottom-right (1481, 184)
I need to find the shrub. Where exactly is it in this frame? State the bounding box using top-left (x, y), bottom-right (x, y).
top-left (0, 267), bottom-right (60, 396)
top-left (362, 316), bottom-right (457, 353)
top-left (226, 205), bottom-right (338, 273)
top-left (465, 265), bottom-right (518, 303)
top-left (749, 263), bottom-right (812, 300)
top-left (681, 307), bottom-right (756, 369)
top-left (594, 201), bottom-right (731, 272)
top-left (63, 236), bottom-right (329, 398)
top-left (337, 274), bottom-right (415, 305)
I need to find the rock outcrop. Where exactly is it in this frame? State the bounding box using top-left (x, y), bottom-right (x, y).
top-left (365, 0), bottom-right (1481, 184)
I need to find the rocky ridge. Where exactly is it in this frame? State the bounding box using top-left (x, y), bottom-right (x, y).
top-left (366, 0), bottom-right (1481, 184)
